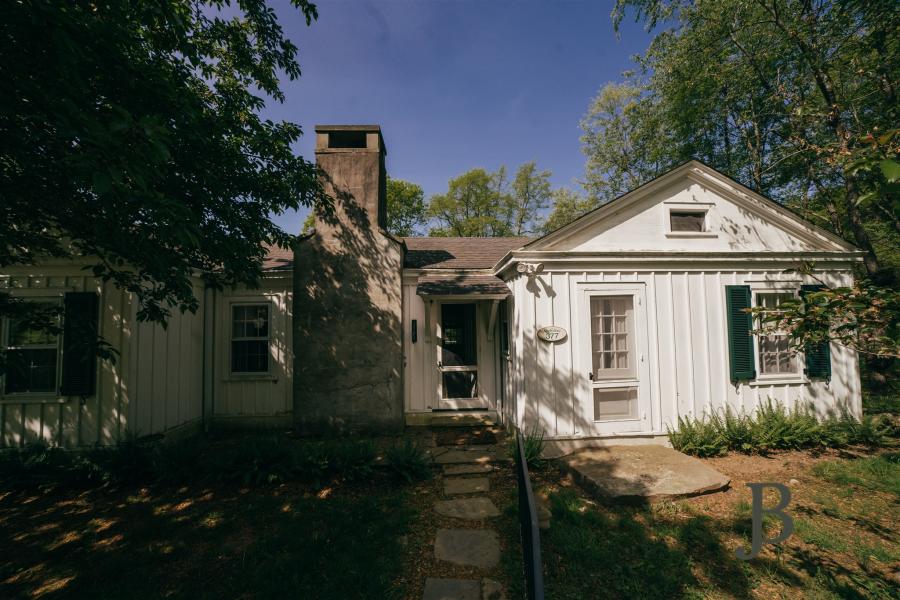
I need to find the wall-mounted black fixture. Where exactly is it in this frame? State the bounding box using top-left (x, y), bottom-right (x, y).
top-left (411, 319), bottom-right (418, 343)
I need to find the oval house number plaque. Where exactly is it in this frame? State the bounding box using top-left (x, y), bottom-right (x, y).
top-left (537, 326), bottom-right (567, 342)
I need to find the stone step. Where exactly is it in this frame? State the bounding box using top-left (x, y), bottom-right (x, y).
top-left (434, 529), bottom-right (500, 569)
top-left (434, 497), bottom-right (500, 520)
top-left (423, 578), bottom-right (480, 600)
top-left (406, 411), bottom-right (498, 428)
top-left (443, 463), bottom-right (495, 476)
top-left (431, 447), bottom-right (506, 465)
top-left (444, 476), bottom-right (490, 495)
top-left (422, 578), bottom-right (506, 600)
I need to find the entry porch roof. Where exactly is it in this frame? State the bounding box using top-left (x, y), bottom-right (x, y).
top-left (416, 273), bottom-right (510, 298)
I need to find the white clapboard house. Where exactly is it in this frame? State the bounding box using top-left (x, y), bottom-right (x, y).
top-left (0, 125), bottom-right (863, 447)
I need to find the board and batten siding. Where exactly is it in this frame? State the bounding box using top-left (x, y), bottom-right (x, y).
top-left (211, 276), bottom-right (293, 421)
top-left (510, 265), bottom-right (861, 440)
top-left (0, 266), bottom-right (205, 447)
top-left (402, 279), bottom-right (502, 414)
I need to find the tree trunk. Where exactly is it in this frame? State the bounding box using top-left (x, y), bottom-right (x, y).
top-left (843, 174), bottom-right (881, 275)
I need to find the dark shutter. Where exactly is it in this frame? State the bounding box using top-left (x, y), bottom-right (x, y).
top-left (726, 285), bottom-right (756, 381)
top-left (60, 292), bottom-right (99, 396)
top-left (800, 284), bottom-right (832, 380)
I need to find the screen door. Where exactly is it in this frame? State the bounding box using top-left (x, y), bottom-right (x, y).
top-left (438, 303), bottom-right (482, 408)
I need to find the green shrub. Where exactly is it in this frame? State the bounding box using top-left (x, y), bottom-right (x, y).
top-left (667, 416), bottom-right (726, 457)
top-left (210, 436), bottom-right (377, 486)
top-left (750, 401), bottom-right (819, 452)
top-left (384, 439), bottom-right (432, 483)
top-left (1, 434), bottom-right (382, 489)
top-left (324, 439), bottom-right (376, 481)
top-left (669, 401), bottom-right (893, 457)
top-left (509, 426), bottom-right (546, 469)
top-left (711, 407), bottom-right (753, 452)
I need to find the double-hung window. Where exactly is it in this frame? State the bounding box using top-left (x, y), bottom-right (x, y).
top-left (755, 292), bottom-right (798, 376)
top-left (3, 300), bottom-right (62, 394)
top-left (231, 304), bottom-right (270, 374)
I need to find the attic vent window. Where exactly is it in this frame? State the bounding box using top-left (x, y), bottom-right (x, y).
top-left (670, 210), bottom-right (706, 232)
top-left (328, 131), bottom-right (367, 149)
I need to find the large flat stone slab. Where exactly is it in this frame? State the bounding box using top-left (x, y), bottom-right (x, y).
top-left (432, 448), bottom-right (498, 465)
top-left (443, 463), bottom-right (495, 476)
top-left (434, 497), bottom-right (500, 519)
top-left (444, 477), bottom-right (490, 495)
top-left (423, 577), bottom-right (480, 600)
top-left (434, 529), bottom-right (500, 568)
top-left (562, 445), bottom-right (730, 502)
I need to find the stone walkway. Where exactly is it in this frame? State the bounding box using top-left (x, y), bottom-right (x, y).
top-left (423, 437), bottom-right (508, 600)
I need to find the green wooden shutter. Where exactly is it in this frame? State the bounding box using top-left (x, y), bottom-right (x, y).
top-left (800, 284), bottom-right (832, 380)
top-left (60, 292), bottom-right (99, 396)
top-left (726, 285), bottom-right (756, 381)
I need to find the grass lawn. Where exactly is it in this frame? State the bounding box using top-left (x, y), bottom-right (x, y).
top-left (531, 448), bottom-right (899, 599)
top-left (0, 438), bottom-right (417, 600)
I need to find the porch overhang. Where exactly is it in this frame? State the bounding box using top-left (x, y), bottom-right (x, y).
top-left (415, 273), bottom-right (510, 299)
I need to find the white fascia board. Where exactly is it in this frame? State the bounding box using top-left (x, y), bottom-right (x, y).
top-left (494, 250), bottom-right (864, 277)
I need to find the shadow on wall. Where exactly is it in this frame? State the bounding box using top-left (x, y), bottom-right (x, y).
top-left (514, 269), bottom-right (859, 450)
top-left (292, 169), bottom-right (403, 434)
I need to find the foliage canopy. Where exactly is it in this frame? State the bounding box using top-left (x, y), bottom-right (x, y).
top-left (1, 0), bottom-right (325, 327)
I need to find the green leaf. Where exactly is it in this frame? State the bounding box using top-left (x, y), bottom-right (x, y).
top-left (879, 159), bottom-right (900, 183)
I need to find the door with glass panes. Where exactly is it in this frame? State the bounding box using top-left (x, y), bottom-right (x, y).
top-left (578, 285), bottom-right (652, 435)
top-left (438, 303), bottom-right (484, 409)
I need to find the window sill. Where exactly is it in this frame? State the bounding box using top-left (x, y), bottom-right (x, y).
top-left (749, 377), bottom-right (806, 386)
top-left (665, 232), bottom-right (719, 239)
top-left (0, 396), bottom-right (69, 405)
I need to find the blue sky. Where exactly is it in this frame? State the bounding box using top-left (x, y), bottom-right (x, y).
top-left (263, 0), bottom-right (654, 233)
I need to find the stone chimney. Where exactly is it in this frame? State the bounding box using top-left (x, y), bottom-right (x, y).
top-left (313, 125), bottom-right (387, 234)
top-left (292, 124), bottom-right (404, 434)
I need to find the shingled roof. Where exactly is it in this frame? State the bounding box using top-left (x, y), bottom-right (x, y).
top-left (263, 236), bottom-right (532, 271)
top-left (402, 237), bottom-right (531, 270)
top-left (262, 243), bottom-right (293, 271)
top-left (416, 273), bottom-right (510, 297)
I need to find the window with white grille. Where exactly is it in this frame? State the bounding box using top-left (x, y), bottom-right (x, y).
top-left (589, 295), bottom-right (635, 380)
top-left (756, 292), bottom-right (798, 375)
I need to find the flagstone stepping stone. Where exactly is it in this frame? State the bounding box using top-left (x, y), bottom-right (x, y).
top-left (482, 578), bottom-right (507, 600)
top-left (422, 577), bottom-right (480, 600)
top-left (443, 463), bottom-right (494, 476)
top-left (432, 448), bottom-right (497, 465)
top-left (444, 477), bottom-right (490, 495)
top-left (435, 529), bottom-right (500, 568)
top-left (562, 445), bottom-right (730, 502)
top-left (434, 497), bottom-right (500, 520)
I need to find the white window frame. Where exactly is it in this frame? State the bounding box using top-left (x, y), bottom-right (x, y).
top-left (1, 295), bottom-right (64, 399)
top-left (229, 301), bottom-right (272, 376)
top-left (663, 201), bottom-right (718, 239)
top-left (750, 287), bottom-right (805, 384)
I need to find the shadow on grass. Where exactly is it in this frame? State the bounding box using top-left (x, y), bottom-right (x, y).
top-left (533, 484), bottom-right (898, 600)
top-left (0, 477), bottom-right (412, 600)
top-left (537, 488), bottom-right (752, 600)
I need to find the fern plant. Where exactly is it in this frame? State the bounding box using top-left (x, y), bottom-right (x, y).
top-left (384, 439), bottom-right (431, 483)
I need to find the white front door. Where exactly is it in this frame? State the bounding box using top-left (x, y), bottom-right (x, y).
top-left (577, 284), bottom-right (652, 435)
